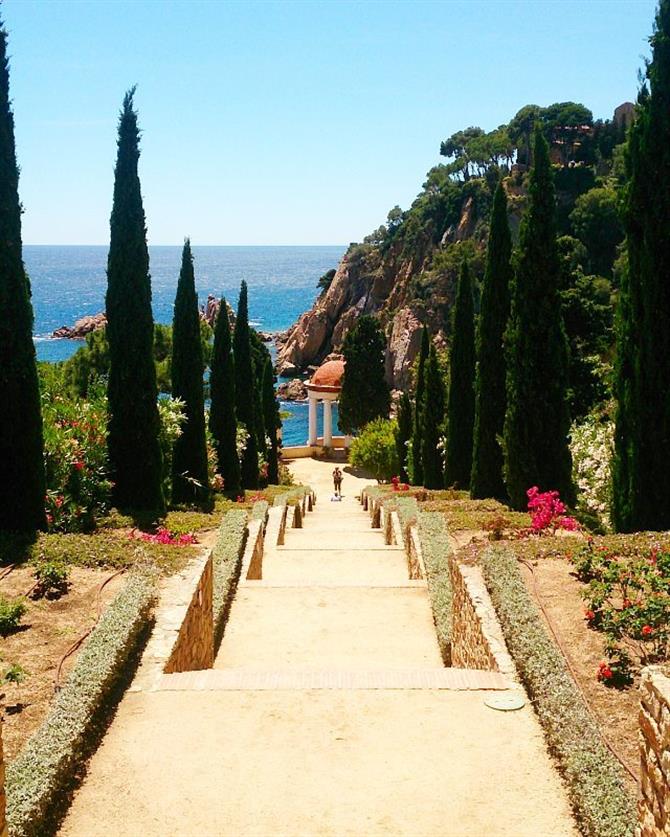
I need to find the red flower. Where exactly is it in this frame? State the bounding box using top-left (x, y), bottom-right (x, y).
top-left (73, 461), bottom-right (84, 471)
top-left (642, 625), bottom-right (654, 636)
top-left (622, 598), bottom-right (632, 608)
top-left (597, 662), bottom-right (613, 681)
top-left (585, 609), bottom-right (595, 622)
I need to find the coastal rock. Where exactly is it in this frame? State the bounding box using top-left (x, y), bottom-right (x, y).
top-left (200, 296), bottom-right (235, 329)
top-left (277, 378), bottom-right (308, 401)
top-left (384, 307), bottom-right (424, 391)
top-left (51, 312), bottom-right (107, 339)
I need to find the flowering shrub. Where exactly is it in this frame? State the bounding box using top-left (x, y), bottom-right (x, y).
top-left (42, 392), bottom-right (112, 532)
top-left (391, 476), bottom-right (410, 492)
top-left (157, 396), bottom-right (186, 500)
top-left (130, 527), bottom-right (198, 546)
top-left (574, 538), bottom-right (670, 683)
top-left (526, 486), bottom-right (579, 534)
top-left (570, 414), bottom-right (614, 531)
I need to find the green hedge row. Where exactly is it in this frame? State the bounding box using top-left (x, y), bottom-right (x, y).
top-left (417, 512), bottom-right (453, 665)
top-left (481, 546), bottom-right (636, 837)
top-left (250, 500), bottom-right (269, 522)
top-left (272, 485), bottom-right (311, 508)
top-left (6, 566), bottom-right (158, 837)
top-left (212, 508), bottom-right (248, 646)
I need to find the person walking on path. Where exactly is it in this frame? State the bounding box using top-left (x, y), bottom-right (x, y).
top-left (332, 466), bottom-right (343, 498)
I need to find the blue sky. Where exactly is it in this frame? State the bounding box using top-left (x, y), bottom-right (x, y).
top-left (5, 0), bottom-right (658, 245)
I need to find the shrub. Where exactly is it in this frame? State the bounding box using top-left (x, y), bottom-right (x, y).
top-left (0, 595), bottom-right (27, 636)
top-left (570, 414), bottom-right (614, 531)
top-left (32, 560), bottom-right (70, 599)
top-left (6, 566), bottom-right (158, 837)
top-left (418, 512), bottom-right (452, 664)
top-left (349, 418), bottom-right (399, 481)
top-left (212, 509), bottom-right (248, 645)
top-left (526, 486), bottom-right (579, 533)
top-left (482, 546), bottom-right (636, 837)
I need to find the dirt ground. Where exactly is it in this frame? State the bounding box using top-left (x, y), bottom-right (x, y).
top-left (519, 556), bottom-right (639, 784)
top-left (0, 564), bottom-right (125, 761)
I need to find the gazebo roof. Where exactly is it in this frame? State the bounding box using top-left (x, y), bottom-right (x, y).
top-left (307, 359), bottom-right (345, 393)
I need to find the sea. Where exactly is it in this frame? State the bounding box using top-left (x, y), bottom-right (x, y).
top-left (27, 245), bottom-right (346, 447)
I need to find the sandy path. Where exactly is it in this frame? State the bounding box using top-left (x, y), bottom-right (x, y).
top-left (59, 458), bottom-right (577, 836)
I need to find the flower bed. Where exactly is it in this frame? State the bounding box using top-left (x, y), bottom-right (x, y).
top-left (5, 566), bottom-right (158, 837)
top-left (481, 546), bottom-right (636, 837)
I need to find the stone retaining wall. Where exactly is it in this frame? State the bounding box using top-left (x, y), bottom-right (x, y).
top-left (164, 553), bottom-right (214, 674)
top-left (243, 519), bottom-right (265, 580)
top-left (1, 721), bottom-right (6, 837)
top-left (450, 561), bottom-right (517, 680)
top-left (638, 666), bottom-right (670, 836)
top-left (407, 526), bottom-right (425, 580)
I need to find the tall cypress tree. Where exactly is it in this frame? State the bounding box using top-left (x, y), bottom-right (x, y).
top-left (445, 260), bottom-right (476, 489)
top-left (395, 391), bottom-right (412, 483)
top-left (233, 281), bottom-right (259, 489)
top-left (421, 344), bottom-right (445, 489)
top-left (410, 327), bottom-right (429, 485)
top-left (338, 315), bottom-right (390, 434)
top-left (171, 239), bottom-right (209, 504)
top-left (471, 182), bottom-right (512, 500)
top-left (262, 357), bottom-right (281, 485)
top-left (503, 124), bottom-right (574, 510)
top-left (209, 298), bottom-right (241, 495)
top-left (614, 0), bottom-right (670, 532)
top-left (0, 19), bottom-right (46, 531)
top-left (106, 88), bottom-right (163, 511)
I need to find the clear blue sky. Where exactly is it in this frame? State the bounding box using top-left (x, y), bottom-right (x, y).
top-left (4, 0), bottom-right (658, 245)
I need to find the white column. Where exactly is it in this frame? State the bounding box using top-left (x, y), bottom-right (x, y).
top-left (308, 394), bottom-right (318, 446)
top-left (323, 398), bottom-right (333, 448)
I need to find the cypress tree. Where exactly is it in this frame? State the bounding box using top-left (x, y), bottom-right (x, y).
top-left (338, 315), bottom-right (390, 434)
top-left (471, 182), bottom-right (512, 499)
top-left (0, 20), bottom-right (46, 531)
top-left (421, 344), bottom-right (445, 489)
top-left (171, 239), bottom-right (209, 505)
top-left (262, 357), bottom-right (281, 485)
top-left (233, 281), bottom-right (259, 489)
top-left (503, 124), bottom-right (574, 510)
top-left (445, 260), bottom-right (476, 489)
top-left (410, 327), bottom-right (429, 485)
top-left (395, 391), bottom-right (412, 483)
top-left (614, 0), bottom-right (670, 532)
top-left (106, 89), bottom-right (164, 512)
top-left (250, 332), bottom-right (267, 458)
top-left (209, 298), bottom-right (241, 495)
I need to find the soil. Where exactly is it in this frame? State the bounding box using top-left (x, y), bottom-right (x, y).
top-left (0, 564), bottom-right (125, 761)
top-left (518, 555), bottom-right (639, 785)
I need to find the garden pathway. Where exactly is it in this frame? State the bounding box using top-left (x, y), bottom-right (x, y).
top-left (59, 458), bottom-right (577, 836)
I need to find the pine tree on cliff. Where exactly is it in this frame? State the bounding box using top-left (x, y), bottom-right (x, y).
top-left (0, 19), bottom-right (46, 531)
top-left (471, 181), bottom-right (512, 500)
top-left (395, 391), bottom-right (412, 483)
top-left (445, 260), bottom-right (476, 489)
top-left (503, 124), bottom-right (574, 510)
top-left (209, 298), bottom-right (241, 496)
top-left (262, 356), bottom-right (281, 485)
top-left (233, 281), bottom-right (259, 489)
top-left (338, 315), bottom-right (390, 434)
top-left (106, 88), bottom-right (163, 511)
top-left (410, 327), bottom-right (429, 485)
top-left (614, 0), bottom-right (670, 531)
top-left (421, 344), bottom-right (445, 490)
top-left (171, 239), bottom-right (209, 504)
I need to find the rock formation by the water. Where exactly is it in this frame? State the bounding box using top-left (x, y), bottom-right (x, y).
top-left (277, 378), bottom-right (308, 401)
top-left (51, 312), bottom-right (107, 339)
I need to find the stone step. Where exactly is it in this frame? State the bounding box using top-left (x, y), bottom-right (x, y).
top-left (157, 668), bottom-right (511, 692)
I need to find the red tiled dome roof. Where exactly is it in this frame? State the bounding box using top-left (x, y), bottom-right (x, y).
top-left (310, 359), bottom-right (345, 389)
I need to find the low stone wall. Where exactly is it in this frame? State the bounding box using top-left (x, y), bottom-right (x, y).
top-left (638, 666), bottom-right (670, 836)
top-left (242, 518), bottom-right (265, 581)
top-left (164, 553), bottom-right (214, 674)
top-left (450, 561), bottom-right (516, 680)
top-left (407, 526), bottom-right (425, 580)
top-left (1, 721), bottom-right (6, 837)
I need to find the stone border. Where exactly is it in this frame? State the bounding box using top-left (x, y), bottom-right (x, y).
top-left (242, 518), bottom-right (265, 581)
top-left (1, 721), bottom-right (6, 837)
top-left (638, 665), bottom-right (670, 836)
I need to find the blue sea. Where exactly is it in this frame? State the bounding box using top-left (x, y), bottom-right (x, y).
top-left (27, 245), bottom-right (345, 446)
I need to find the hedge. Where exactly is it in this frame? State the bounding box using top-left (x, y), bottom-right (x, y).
top-left (481, 546), bottom-right (636, 837)
top-left (417, 511), bottom-right (453, 664)
top-left (250, 500), bottom-right (269, 522)
top-left (212, 508), bottom-right (248, 646)
top-left (272, 485), bottom-right (311, 508)
top-left (6, 566), bottom-right (158, 837)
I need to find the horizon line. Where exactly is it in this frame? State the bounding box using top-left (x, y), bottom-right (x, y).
top-left (23, 242), bottom-right (349, 248)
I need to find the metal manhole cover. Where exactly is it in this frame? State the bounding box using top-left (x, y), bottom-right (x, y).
top-left (484, 693), bottom-right (526, 712)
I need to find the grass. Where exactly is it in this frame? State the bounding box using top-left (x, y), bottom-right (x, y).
top-left (481, 546), bottom-right (636, 837)
top-left (421, 496), bottom-right (530, 533)
top-left (5, 565), bottom-right (158, 837)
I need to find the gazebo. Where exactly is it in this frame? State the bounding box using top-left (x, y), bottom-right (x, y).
top-left (306, 359), bottom-right (345, 448)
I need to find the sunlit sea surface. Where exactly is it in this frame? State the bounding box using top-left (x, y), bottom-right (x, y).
top-left (28, 245), bottom-right (345, 446)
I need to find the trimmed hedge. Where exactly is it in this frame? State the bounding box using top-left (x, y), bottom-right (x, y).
top-left (250, 500), bottom-right (269, 522)
top-left (212, 509), bottom-right (248, 646)
top-left (481, 546), bottom-right (636, 837)
top-left (394, 496), bottom-right (419, 546)
top-left (417, 512), bottom-right (453, 664)
top-left (6, 566), bottom-right (158, 837)
top-left (272, 485), bottom-right (311, 508)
